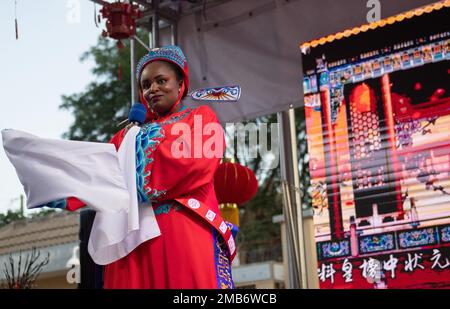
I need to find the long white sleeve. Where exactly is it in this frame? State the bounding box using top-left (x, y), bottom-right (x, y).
top-left (2, 128), bottom-right (161, 265)
top-left (2, 129), bottom-right (129, 213)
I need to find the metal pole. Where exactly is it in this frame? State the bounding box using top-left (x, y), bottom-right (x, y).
top-left (130, 0), bottom-right (139, 104)
top-left (152, 14), bottom-right (160, 48)
top-left (130, 38), bottom-right (139, 103)
top-left (149, 18), bottom-right (154, 49)
top-left (280, 179), bottom-right (300, 288)
top-left (171, 23), bottom-right (177, 45)
top-left (20, 194), bottom-right (24, 217)
top-left (278, 108), bottom-right (308, 288)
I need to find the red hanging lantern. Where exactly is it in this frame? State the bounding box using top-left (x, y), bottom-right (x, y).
top-left (214, 159), bottom-right (258, 226)
top-left (100, 2), bottom-right (141, 48)
top-left (214, 161), bottom-right (258, 205)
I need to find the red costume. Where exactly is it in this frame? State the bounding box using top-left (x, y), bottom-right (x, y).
top-left (65, 45), bottom-right (236, 289)
top-left (103, 105), bottom-right (234, 288)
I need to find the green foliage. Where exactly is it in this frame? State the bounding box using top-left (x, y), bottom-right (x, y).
top-left (236, 113), bottom-right (281, 243)
top-left (28, 209), bottom-right (58, 219)
top-left (235, 109), bottom-right (311, 262)
top-left (0, 209), bottom-right (25, 228)
top-left (0, 209), bottom-right (58, 229)
top-left (60, 33), bottom-right (149, 142)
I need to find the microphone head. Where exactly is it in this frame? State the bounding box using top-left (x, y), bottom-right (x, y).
top-left (128, 103), bottom-right (147, 125)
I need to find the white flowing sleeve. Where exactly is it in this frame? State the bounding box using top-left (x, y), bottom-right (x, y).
top-left (2, 129), bottom-right (129, 212)
top-left (2, 128), bottom-right (161, 265)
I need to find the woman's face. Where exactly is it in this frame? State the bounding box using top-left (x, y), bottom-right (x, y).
top-left (140, 61), bottom-right (182, 116)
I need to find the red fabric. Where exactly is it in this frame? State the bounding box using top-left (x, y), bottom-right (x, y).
top-left (104, 188), bottom-right (218, 289)
top-left (147, 106), bottom-right (223, 204)
top-left (103, 105), bottom-right (226, 289)
top-left (66, 197), bottom-right (86, 212)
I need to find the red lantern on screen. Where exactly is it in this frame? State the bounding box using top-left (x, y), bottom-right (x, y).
top-left (214, 159), bottom-right (258, 226)
top-left (100, 2), bottom-right (141, 48)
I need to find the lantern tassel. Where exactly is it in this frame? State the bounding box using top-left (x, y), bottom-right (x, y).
top-left (15, 18), bottom-right (18, 40)
top-left (93, 2), bottom-right (99, 28)
top-left (14, 0), bottom-right (19, 40)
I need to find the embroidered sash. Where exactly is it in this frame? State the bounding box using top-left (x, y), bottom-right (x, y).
top-left (175, 197), bottom-right (236, 262)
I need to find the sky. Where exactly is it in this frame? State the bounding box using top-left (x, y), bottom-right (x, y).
top-left (0, 0), bottom-right (105, 214)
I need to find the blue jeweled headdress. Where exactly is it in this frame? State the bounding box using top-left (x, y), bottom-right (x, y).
top-left (136, 45), bottom-right (187, 82)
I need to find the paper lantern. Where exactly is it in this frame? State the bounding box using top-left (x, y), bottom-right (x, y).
top-left (100, 2), bottom-right (141, 48)
top-left (214, 159), bottom-right (258, 226)
top-left (214, 161), bottom-right (258, 205)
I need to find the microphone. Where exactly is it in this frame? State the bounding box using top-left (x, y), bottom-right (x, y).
top-left (117, 103), bottom-right (147, 127)
top-left (128, 103), bottom-right (147, 125)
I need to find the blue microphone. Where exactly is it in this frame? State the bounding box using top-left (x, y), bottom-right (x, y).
top-left (128, 103), bottom-right (147, 125)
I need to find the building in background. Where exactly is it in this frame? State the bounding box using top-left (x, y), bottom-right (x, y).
top-left (0, 211), bottom-right (79, 289)
top-left (0, 209), bottom-right (284, 289)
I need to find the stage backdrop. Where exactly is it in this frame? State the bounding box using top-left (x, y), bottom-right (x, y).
top-left (301, 2), bottom-right (450, 288)
top-left (174, 0), bottom-right (436, 124)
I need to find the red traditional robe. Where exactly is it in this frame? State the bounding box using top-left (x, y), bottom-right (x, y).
top-left (68, 105), bottom-right (234, 289)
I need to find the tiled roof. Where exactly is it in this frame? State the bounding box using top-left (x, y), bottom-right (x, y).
top-left (0, 211), bottom-right (79, 255)
top-left (300, 0), bottom-right (450, 51)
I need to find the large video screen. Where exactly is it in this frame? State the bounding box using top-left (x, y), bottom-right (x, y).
top-left (301, 4), bottom-right (450, 288)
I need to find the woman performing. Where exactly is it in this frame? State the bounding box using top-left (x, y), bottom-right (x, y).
top-left (22, 45), bottom-right (236, 289)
